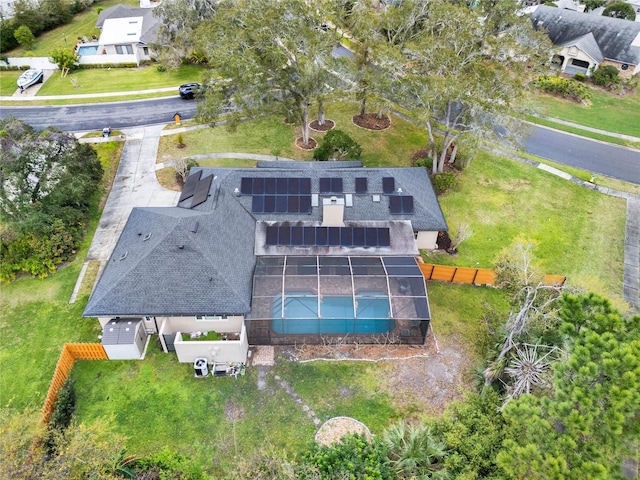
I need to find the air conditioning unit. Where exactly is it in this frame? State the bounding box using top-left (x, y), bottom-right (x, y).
top-left (194, 358), bottom-right (208, 377)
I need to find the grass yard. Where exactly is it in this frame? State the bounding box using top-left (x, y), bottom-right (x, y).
top-left (5, 0), bottom-right (138, 57)
top-left (37, 64), bottom-right (204, 96)
top-left (529, 87), bottom-right (640, 138)
top-left (430, 150), bottom-right (627, 305)
top-left (0, 70), bottom-right (22, 96)
top-left (157, 102), bottom-right (427, 167)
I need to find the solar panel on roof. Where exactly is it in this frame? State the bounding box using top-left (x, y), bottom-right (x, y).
top-left (190, 174), bottom-right (213, 208)
top-left (355, 177), bottom-right (367, 194)
top-left (316, 227), bottom-right (328, 246)
top-left (288, 177), bottom-right (299, 194)
top-left (287, 195), bottom-right (299, 213)
top-left (276, 178), bottom-right (288, 194)
top-left (389, 195), bottom-right (402, 214)
top-left (265, 226), bottom-right (278, 245)
top-left (265, 177), bottom-right (276, 194)
top-left (299, 195), bottom-right (312, 213)
top-left (365, 228), bottom-right (378, 247)
top-left (300, 178), bottom-right (311, 194)
top-left (341, 227), bottom-right (353, 246)
top-left (382, 177), bottom-right (395, 194)
top-left (252, 195), bottom-right (264, 213)
top-left (378, 228), bottom-right (390, 246)
top-left (303, 226), bottom-right (315, 245)
top-left (291, 226), bottom-right (303, 245)
top-left (240, 177), bottom-right (252, 195)
top-left (179, 170), bottom-right (202, 202)
top-left (253, 177), bottom-right (265, 194)
top-left (329, 227), bottom-right (341, 246)
top-left (275, 196), bottom-right (288, 213)
top-left (278, 226), bottom-right (290, 245)
top-left (353, 227), bottom-right (365, 246)
top-left (402, 196), bottom-right (415, 213)
top-left (264, 195), bottom-right (276, 212)
top-left (332, 178), bottom-right (343, 193)
top-left (319, 178), bottom-right (330, 193)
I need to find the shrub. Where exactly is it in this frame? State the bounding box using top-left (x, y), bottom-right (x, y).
top-left (313, 129), bottom-right (362, 161)
top-left (603, 1), bottom-right (636, 20)
top-left (411, 148), bottom-right (434, 169)
top-left (49, 379), bottom-right (76, 431)
top-left (432, 172), bottom-right (457, 194)
top-left (533, 75), bottom-right (592, 102)
top-left (591, 65), bottom-right (620, 88)
top-left (156, 64), bottom-right (166, 72)
top-left (574, 73), bottom-right (586, 82)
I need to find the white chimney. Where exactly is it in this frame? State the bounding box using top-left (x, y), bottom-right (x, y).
top-left (322, 196), bottom-right (345, 226)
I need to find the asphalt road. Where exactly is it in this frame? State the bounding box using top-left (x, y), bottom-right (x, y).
top-left (524, 125), bottom-right (640, 184)
top-left (0, 96), bottom-right (198, 132)
top-left (1, 97), bottom-right (639, 184)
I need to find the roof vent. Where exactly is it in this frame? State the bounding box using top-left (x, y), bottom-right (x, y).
top-left (330, 196), bottom-right (338, 203)
top-left (372, 194), bottom-right (381, 202)
top-left (190, 221), bottom-right (199, 233)
top-left (397, 187), bottom-right (403, 193)
top-left (143, 232), bottom-right (152, 241)
top-left (178, 245), bottom-right (185, 250)
top-left (234, 187), bottom-right (240, 196)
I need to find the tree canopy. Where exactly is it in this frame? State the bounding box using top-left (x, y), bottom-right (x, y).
top-left (0, 117), bottom-right (103, 281)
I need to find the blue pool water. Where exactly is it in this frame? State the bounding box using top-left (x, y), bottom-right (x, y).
top-left (272, 293), bottom-right (393, 335)
top-left (77, 45), bottom-right (99, 56)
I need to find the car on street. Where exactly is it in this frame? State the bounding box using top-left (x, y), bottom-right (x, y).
top-left (179, 83), bottom-right (201, 99)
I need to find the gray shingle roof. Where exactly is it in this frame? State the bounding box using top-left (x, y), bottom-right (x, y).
top-left (84, 192), bottom-right (256, 317)
top-left (531, 6), bottom-right (640, 66)
top-left (558, 32), bottom-right (603, 63)
top-left (85, 162), bottom-right (447, 318)
top-left (96, 5), bottom-right (160, 44)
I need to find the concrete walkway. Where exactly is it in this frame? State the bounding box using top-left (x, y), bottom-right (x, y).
top-left (69, 125), bottom-right (180, 303)
top-left (527, 113), bottom-right (640, 143)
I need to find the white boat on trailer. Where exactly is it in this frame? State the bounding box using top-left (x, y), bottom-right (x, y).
top-left (17, 68), bottom-right (44, 90)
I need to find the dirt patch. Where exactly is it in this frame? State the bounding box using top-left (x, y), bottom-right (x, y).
top-left (295, 137), bottom-right (317, 150)
top-left (352, 113), bottom-right (391, 131)
top-left (279, 330), bottom-right (473, 418)
top-left (315, 417), bottom-right (372, 446)
top-left (309, 119), bottom-right (335, 132)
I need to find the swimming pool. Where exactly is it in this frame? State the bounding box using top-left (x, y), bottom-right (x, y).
top-left (77, 45), bottom-right (99, 56)
top-left (271, 292), bottom-right (393, 335)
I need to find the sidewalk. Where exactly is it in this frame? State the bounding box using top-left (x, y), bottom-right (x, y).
top-left (527, 113), bottom-right (640, 143)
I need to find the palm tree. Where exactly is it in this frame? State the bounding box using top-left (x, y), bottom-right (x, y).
top-left (383, 421), bottom-right (450, 479)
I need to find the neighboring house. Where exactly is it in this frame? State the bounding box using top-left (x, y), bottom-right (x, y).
top-left (532, 5), bottom-right (640, 77)
top-left (95, 5), bottom-right (161, 63)
top-left (84, 162), bottom-right (448, 364)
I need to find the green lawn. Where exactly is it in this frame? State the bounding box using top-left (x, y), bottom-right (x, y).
top-left (430, 150), bottom-right (627, 305)
top-left (5, 0), bottom-right (139, 57)
top-left (529, 87), bottom-right (640, 138)
top-left (37, 64), bottom-right (204, 96)
top-left (158, 102), bottom-right (427, 165)
top-left (0, 70), bottom-right (22, 96)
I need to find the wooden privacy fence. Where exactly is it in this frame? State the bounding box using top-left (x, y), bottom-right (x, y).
top-left (41, 343), bottom-right (107, 424)
top-left (419, 263), bottom-right (566, 287)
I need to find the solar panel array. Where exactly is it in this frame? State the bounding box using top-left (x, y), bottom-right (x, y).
top-left (241, 177), bottom-right (311, 195)
top-left (179, 170), bottom-right (202, 202)
top-left (265, 226), bottom-right (391, 247)
top-left (319, 177), bottom-right (343, 193)
top-left (241, 177), bottom-right (312, 214)
top-left (191, 175), bottom-right (213, 208)
top-left (389, 195), bottom-right (415, 214)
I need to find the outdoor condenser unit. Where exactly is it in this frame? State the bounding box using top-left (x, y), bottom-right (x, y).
top-left (194, 358), bottom-right (208, 377)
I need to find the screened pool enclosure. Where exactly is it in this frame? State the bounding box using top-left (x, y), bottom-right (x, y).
top-left (247, 256), bottom-right (431, 345)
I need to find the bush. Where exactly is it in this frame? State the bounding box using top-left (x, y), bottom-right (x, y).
top-left (574, 73), bottom-right (586, 82)
top-left (533, 75), bottom-right (592, 102)
top-left (591, 65), bottom-right (620, 87)
top-left (603, 1), bottom-right (636, 20)
top-left (50, 379), bottom-right (76, 431)
top-left (410, 148), bottom-right (434, 169)
top-left (313, 129), bottom-right (362, 161)
top-left (432, 172), bottom-right (457, 194)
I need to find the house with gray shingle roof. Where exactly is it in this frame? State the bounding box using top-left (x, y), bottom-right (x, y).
top-left (84, 161), bottom-right (447, 364)
top-left (531, 5), bottom-right (640, 77)
top-left (95, 5), bottom-right (161, 64)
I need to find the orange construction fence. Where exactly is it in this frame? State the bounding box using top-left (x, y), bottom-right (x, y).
top-left (419, 263), bottom-right (566, 288)
top-left (41, 343), bottom-right (107, 424)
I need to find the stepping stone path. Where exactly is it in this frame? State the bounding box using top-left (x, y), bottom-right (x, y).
top-left (274, 374), bottom-right (322, 426)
